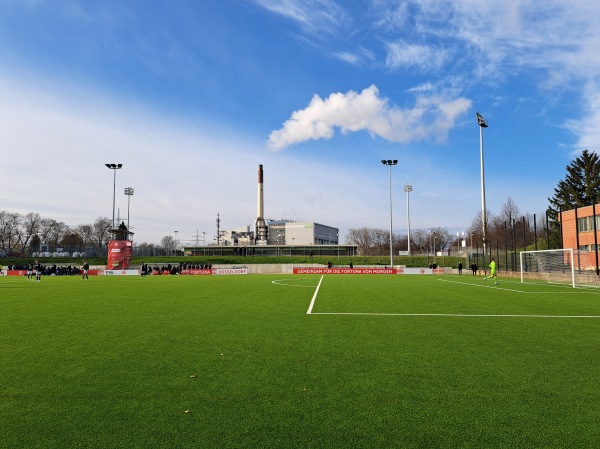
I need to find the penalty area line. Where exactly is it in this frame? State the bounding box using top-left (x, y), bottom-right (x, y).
top-left (306, 275), bottom-right (323, 315)
top-left (436, 278), bottom-right (592, 294)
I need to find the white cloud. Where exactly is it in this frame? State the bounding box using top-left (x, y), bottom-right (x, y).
top-left (372, 0), bottom-right (409, 32)
top-left (267, 85), bottom-right (471, 150)
top-left (397, 0), bottom-right (600, 81)
top-left (385, 41), bottom-right (448, 71)
top-left (564, 84), bottom-right (600, 154)
top-left (407, 82), bottom-right (435, 93)
top-left (333, 47), bottom-right (375, 65)
top-left (370, 0), bottom-right (600, 153)
top-left (252, 0), bottom-right (348, 35)
top-left (333, 51), bottom-right (360, 65)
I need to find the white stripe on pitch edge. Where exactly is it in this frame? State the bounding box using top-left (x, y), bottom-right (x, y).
top-left (307, 275), bottom-right (323, 314)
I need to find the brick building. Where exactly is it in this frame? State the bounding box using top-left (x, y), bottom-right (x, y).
top-left (559, 204), bottom-right (600, 269)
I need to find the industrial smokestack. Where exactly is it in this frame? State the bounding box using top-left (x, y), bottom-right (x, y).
top-left (255, 164), bottom-right (268, 244)
top-left (257, 164), bottom-right (264, 219)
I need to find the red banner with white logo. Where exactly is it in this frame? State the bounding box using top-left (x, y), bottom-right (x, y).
top-left (107, 240), bottom-right (133, 270)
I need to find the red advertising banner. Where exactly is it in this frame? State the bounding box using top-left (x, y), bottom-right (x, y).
top-left (293, 268), bottom-right (396, 275)
top-left (107, 240), bottom-right (133, 270)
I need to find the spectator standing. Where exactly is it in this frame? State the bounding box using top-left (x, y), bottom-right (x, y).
top-left (470, 262), bottom-right (477, 275)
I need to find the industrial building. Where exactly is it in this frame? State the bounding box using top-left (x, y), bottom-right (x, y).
top-left (182, 164), bottom-right (356, 257)
top-left (267, 220), bottom-right (338, 246)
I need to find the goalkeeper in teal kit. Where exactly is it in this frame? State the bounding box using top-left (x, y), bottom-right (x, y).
top-left (483, 258), bottom-right (498, 284)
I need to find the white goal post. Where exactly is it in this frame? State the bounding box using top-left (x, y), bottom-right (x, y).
top-left (520, 249), bottom-right (576, 288)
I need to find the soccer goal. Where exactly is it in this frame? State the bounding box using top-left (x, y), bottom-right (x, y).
top-left (520, 249), bottom-right (576, 287)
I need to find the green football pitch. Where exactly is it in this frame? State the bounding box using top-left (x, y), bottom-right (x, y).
top-left (2, 274), bottom-right (600, 448)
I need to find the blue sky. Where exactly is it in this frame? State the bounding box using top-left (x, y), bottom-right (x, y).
top-left (0, 0), bottom-right (597, 246)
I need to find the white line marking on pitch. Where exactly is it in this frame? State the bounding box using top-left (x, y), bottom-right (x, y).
top-left (437, 279), bottom-right (594, 294)
top-left (309, 312), bottom-right (600, 318)
top-left (306, 275), bottom-right (323, 315)
top-left (272, 279), bottom-right (319, 288)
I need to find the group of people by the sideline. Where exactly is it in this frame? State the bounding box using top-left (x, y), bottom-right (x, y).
top-left (2, 259), bottom-right (91, 281)
top-left (140, 262), bottom-right (213, 276)
top-left (179, 262), bottom-right (212, 271)
top-left (4, 258), bottom-right (499, 283)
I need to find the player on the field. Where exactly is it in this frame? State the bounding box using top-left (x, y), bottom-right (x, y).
top-left (483, 258), bottom-right (498, 284)
top-left (82, 259), bottom-right (90, 280)
top-left (27, 264), bottom-right (33, 280)
top-left (34, 259), bottom-right (42, 282)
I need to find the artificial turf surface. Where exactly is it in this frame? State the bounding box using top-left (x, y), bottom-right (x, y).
top-left (1, 273), bottom-right (600, 448)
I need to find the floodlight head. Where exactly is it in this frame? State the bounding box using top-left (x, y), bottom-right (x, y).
top-left (476, 112), bottom-right (488, 128)
top-left (392, 160), bottom-right (398, 165)
top-left (381, 160), bottom-right (386, 165)
top-left (124, 187), bottom-right (134, 195)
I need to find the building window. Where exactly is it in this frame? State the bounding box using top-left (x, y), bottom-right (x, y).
top-left (578, 216), bottom-right (593, 232)
top-left (579, 244), bottom-right (600, 252)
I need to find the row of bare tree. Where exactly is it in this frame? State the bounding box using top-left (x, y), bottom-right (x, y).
top-left (346, 197), bottom-right (550, 256)
top-left (345, 226), bottom-right (453, 256)
top-left (466, 197), bottom-right (550, 253)
top-left (1, 196), bottom-right (549, 258)
top-left (0, 211), bottom-right (175, 257)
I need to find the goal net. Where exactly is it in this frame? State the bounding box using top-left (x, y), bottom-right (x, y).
top-left (520, 249), bottom-right (600, 288)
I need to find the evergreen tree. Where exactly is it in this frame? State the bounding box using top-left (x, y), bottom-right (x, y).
top-left (547, 150), bottom-right (600, 249)
top-left (549, 149), bottom-right (600, 212)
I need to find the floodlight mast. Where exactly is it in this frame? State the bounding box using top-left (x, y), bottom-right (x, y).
top-left (404, 183), bottom-right (412, 255)
top-left (476, 112), bottom-right (488, 264)
top-left (381, 159), bottom-right (398, 267)
top-left (105, 163), bottom-right (123, 230)
top-left (124, 187), bottom-right (134, 229)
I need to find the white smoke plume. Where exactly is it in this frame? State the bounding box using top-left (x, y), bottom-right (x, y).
top-left (268, 85), bottom-right (471, 151)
